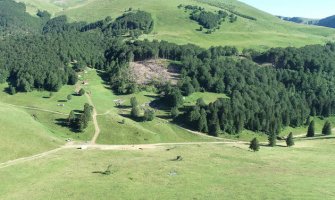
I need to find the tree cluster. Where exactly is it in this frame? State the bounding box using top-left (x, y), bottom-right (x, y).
top-left (180, 4), bottom-right (231, 32)
top-left (68, 103), bottom-right (93, 132)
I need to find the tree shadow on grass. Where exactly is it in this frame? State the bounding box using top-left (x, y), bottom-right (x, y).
top-left (55, 118), bottom-right (81, 133)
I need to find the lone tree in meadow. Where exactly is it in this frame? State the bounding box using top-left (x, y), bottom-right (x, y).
top-left (249, 138), bottom-right (260, 152)
top-left (286, 132), bottom-right (294, 147)
top-left (78, 88), bottom-right (85, 96)
top-left (322, 121), bottom-right (332, 135)
top-left (306, 120), bottom-right (315, 137)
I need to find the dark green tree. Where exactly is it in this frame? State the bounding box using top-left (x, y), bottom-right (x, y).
top-left (306, 120), bottom-right (315, 137)
top-left (196, 98), bottom-right (206, 107)
top-left (286, 132), bottom-right (294, 147)
top-left (322, 121), bottom-right (332, 135)
top-left (209, 119), bottom-right (221, 137)
top-left (249, 138), bottom-right (260, 152)
top-left (198, 108), bottom-right (208, 132)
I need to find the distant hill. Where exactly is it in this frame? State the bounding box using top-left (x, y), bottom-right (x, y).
top-left (15, 0), bottom-right (335, 50)
top-left (277, 16), bottom-right (318, 25)
top-left (279, 15), bottom-right (335, 29)
top-left (318, 15), bottom-right (335, 28)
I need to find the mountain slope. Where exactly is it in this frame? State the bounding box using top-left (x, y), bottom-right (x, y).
top-left (318, 15), bottom-right (335, 28)
top-left (0, 0), bottom-right (43, 36)
top-left (17, 0), bottom-right (335, 50)
top-left (0, 102), bottom-right (62, 163)
top-left (279, 15), bottom-right (335, 29)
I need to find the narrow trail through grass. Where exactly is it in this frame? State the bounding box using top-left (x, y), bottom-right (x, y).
top-left (85, 93), bottom-right (100, 144)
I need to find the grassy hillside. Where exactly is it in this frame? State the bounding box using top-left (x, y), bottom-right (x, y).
top-left (0, 139), bottom-right (334, 199)
top-left (0, 102), bottom-right (62, 163)
top-left (17, 0), bottom-right (335, 49)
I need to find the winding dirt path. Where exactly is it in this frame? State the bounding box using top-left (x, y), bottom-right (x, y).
top-left (0, 141), bottom-right (247, 169)
top-left (85, 93), bottom-right (100, 144)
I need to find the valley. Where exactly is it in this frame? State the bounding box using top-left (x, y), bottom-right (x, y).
top-left (0, 0), bottom-right (335, 199)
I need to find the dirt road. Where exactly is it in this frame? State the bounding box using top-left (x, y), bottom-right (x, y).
top-left (85, 93), bottom-right (100, 144)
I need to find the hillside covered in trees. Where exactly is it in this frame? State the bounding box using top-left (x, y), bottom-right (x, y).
top-left (1, 0), bottom-right (335, 138)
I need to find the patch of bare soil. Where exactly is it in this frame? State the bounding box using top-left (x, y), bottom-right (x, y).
top-left (130, 59), bottom-right (180, 86)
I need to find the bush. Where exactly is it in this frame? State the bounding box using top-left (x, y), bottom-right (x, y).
top-left (67, 94), bottom-right (72, 101)
top-left (79, 88), bottom-right (85, 96)
top-left (143, 109), bottom-right (155, 121)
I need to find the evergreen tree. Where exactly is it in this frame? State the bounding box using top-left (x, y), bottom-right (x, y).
top-left (286, 132), bottom-right (294, 147)
top-left (68, 110), bottom-right (76, 127)
top-left (130, 97), bottom-right (138, 108)
top-left (209, 119), bottom-right (220, 137)
top-left (131, 106), bottom-right (141, 118)
top-left (268, 131), bottom-right (277, 147)
top-left (306, 120), bottom-right (315, 137)
top-left (83, 103), bottom-right (93, 122)
top-left (196, 98), bottom-right (206, 107)
top-left (198, 108), bottom-right (208, 132)
top-left (322, 121), bottom-right (332, 135)
top-left (249, 138), bottom-right (260, 152)
top-left (182, 82), bottom-right (195, 96)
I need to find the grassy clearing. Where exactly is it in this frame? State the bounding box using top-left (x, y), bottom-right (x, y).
top-left (79, 69), bottom-right (214, 144)
top-left (184, 92), bottom-right (228, 106)
top-left (0, 139), bottom-right (334, 199)
top-left (18, 0), bottom-right (335, 49)
top-left (0, 102), bottom-right (62, 163)
top-left (0, 83), bottom-right (88, 114)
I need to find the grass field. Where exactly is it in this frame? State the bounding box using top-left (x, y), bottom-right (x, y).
top-left (0, 139), bottom-right (334, 199)
top-left (0, 102), bottom-right (62, 163)
top-left (17, 0), bottom-right (335, 50)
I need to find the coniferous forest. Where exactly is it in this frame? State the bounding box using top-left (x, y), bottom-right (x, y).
top-left (1, 0), bottom-right (335, 137)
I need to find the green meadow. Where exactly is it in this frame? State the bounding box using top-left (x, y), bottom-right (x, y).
top-left (16, 0), bottom-right (335, 50)
top-left (0, 139), bottom-right (334, 199)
